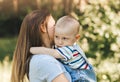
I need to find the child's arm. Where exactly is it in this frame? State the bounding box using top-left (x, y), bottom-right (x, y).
top-left (30, 47), bottom-right (64, 59)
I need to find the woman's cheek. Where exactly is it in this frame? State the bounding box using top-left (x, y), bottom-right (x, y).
top-left (48, 27), bottom-right (55, 41)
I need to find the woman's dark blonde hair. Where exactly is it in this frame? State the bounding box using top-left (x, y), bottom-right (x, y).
top-left (11, 9), bottom-right (51, 82)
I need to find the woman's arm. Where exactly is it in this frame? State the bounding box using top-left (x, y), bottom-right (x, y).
top-left (53, 73), bottom-right (69, 82)
top-left (30, 47), bottom-right (64, 59)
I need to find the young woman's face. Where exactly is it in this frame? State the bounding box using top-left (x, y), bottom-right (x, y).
top-left (47, 16), bottom-right (55, 46)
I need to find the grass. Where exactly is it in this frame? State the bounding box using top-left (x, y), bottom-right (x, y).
top-left (0, 56), bottom-right (12, 82)
top-left (0, 56), bottom-right (29, 82)
top-left (0, 37), bottom-right (16, 82)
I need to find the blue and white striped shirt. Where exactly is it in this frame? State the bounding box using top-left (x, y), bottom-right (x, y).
top-left (56, 43), bottom-right (90, 69)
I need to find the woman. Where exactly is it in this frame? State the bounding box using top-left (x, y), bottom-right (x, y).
top-left (11, 9), bottom-right (71, 82)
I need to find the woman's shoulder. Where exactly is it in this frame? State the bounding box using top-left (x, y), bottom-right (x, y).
top-left (29, 55), bottom-right (56, 71)
top-left (30, 54), bottom-right (57, 65)
top-left (29, 54), bottom-right (63, 73)
top-left (31, 54), bottom-right (55, 61)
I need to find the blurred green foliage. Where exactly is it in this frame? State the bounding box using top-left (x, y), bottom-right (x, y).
top-left (77, 0), bottom-right (120, 59)
top-left (0, 37), bottom-right (17, 61)
top-left (75, 0), bottom-right (120, 81)
top-left (0, 17), bottom-right (22, 37)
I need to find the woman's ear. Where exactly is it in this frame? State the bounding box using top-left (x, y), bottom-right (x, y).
top-left (75, 34), bottom-right (80, 40)
top-left (40, 24), bottom-right (47, 33)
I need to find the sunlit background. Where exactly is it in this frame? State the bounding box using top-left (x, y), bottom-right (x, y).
top-left (0, 0), bottom-right (120, 82)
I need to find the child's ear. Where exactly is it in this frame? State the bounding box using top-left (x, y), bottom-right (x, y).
top-left (75, 34), bottom-right (80, 40)
top-left (40, 24), bottom-right (47, 33)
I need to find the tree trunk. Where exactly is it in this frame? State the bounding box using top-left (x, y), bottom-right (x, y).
top-left (63, 0), bottom-right (73, 14)
top-left (36, 0), bottom-right (41, 9)
top-left (13, 0), bottom-right (18, 14)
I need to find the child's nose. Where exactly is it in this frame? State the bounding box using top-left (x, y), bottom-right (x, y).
top-left (58, 39), bottom-right (63, 45)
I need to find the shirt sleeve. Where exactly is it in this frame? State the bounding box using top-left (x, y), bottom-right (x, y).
top-left (56, 46), bottom-right (80, 61)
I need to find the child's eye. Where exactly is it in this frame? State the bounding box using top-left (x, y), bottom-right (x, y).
top-left (63, 37), bottom-right (68, 40)
top-left (55, 36), bottom-right (58, 38)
